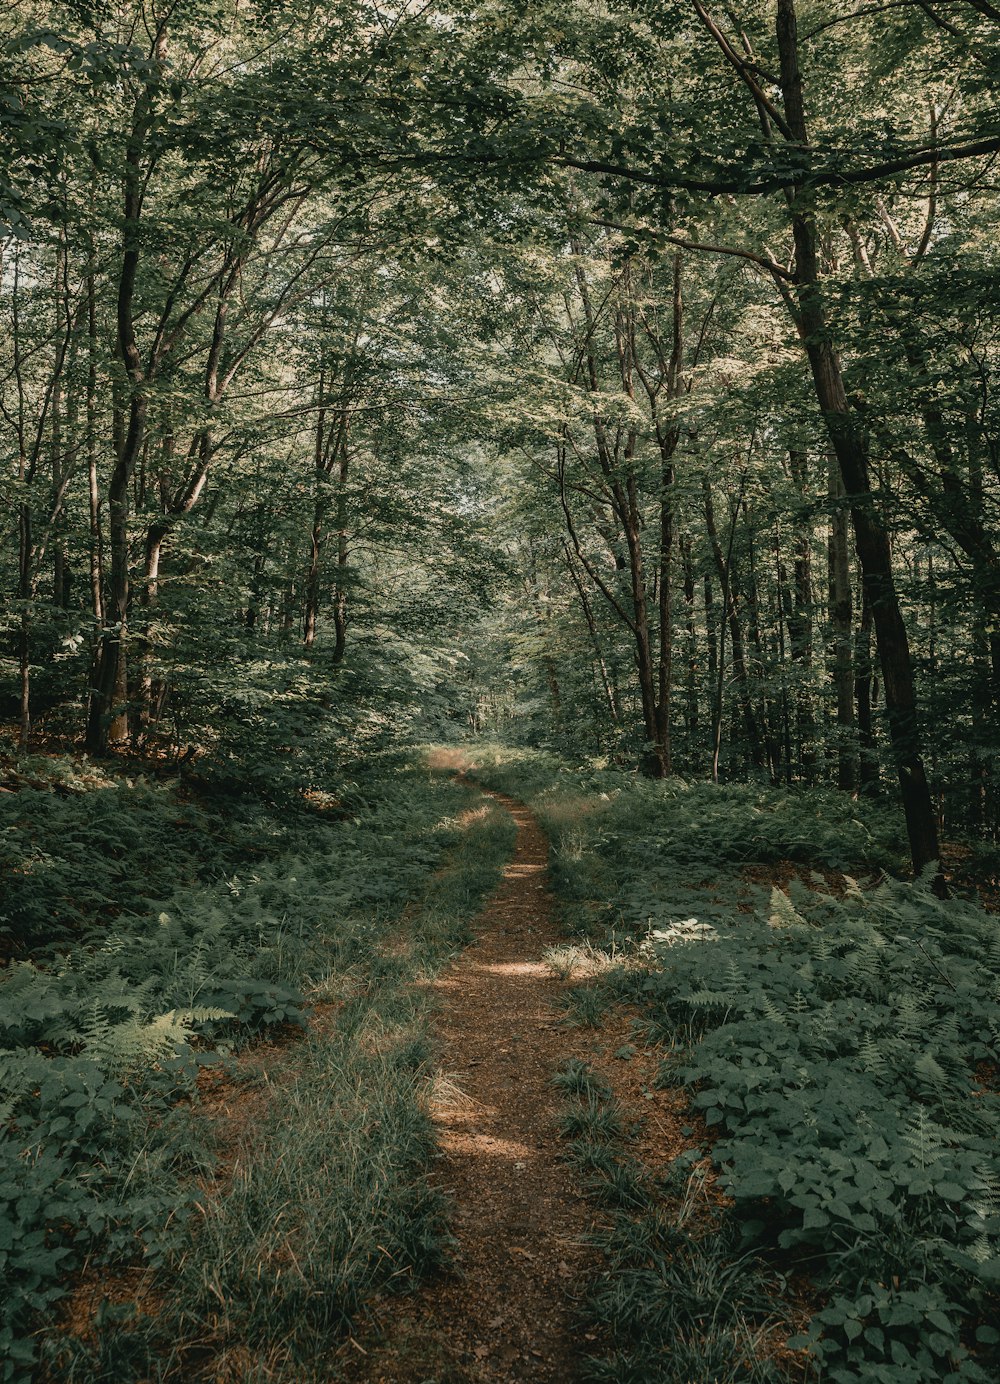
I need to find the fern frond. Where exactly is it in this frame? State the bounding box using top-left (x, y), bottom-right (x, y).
top-left (81, 1006), bottom-right (235, 1071)
top-left (759, 993), bottom-right (788, 1027)
top-left (768, 888), bottom-right (808, 930)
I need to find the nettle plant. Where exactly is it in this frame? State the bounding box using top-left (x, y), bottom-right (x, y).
top-left (641, 871), bottom-right (1000, 1382)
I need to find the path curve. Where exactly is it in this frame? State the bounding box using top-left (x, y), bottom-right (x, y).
top-left (338, 762), bottom-right (594, 1383)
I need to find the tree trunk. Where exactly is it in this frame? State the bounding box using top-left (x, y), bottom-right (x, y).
top-left (655, 469), bottom-right (674, 776)
top-left (855, 592), bottom-right (880, 796)
top-left (86, 257), bottom-right (104, 639)
top-left (786, 450), bottom-right (816, 781)
top-left (681, 536), bottom-right (699, 758)
top-left (332, 431), bottom-right (350, 664)
top-left (744, 509), bottom-right (781, 781)
top-left (828, 455), bottom-right (856, 791)
top-left (776, 0), bottom-right (943, 887)
top-left (704, 479), bottom-right (763, 774)
top-left (564, 541), bottom-right (620, 726)
top-left (303, 383), bottom-right (328, 650)
top-left (86, 82), bottom-right (155, 753)
top-left (12, 249), bottom-right (31, 750)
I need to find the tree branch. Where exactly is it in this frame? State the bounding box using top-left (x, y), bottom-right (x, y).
top-left (591, 218), bottom-right (797, 280)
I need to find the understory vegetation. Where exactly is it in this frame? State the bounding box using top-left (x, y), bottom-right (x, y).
top-left (1, 752), bottom-right (513, 1382)
top-left (470, 747), bottom-right (1000, 1383)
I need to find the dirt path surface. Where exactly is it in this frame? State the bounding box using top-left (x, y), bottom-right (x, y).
top-left (337, 761), bottom-right (595, 1383)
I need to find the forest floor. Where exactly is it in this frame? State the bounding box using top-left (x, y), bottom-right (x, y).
top-left (334, 749), bottom-right (689, 1383)
top-left (11, 744), bottom-right (997, 1382)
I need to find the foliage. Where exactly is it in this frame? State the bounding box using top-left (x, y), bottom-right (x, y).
top-left (486, 747), bottom-right (1000, 1382)
top-left (2, 0), bottom-right (1000, 1372)
top-left (641, 874), bottom-right (1000, 1382)
top-left (554, 1060), bottom-right (796, 1384)
top-left (466, 743), bottom-right (906, 936)
top-left (0, 755), bottom-right (513, 1381)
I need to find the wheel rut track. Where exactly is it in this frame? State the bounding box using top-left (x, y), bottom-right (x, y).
top-left (338, 779), bottom-right (595, 1383)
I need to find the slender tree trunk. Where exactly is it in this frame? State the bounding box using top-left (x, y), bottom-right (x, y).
top-left (775, 527), bottom-right (794, 783)
top-left (855, 592), bottom-right (880, 796)
top-left (786, 450), bottom-right (816, 781)
top-left (681, 536), bottom-right (699, 759)
top-left (705, 570), bottom-right (717, 765)
top-left (86, 82), bottom-right (155, 752)
top-left (51, 353), bottom-right (67, 606)
top-left (303, 377), bottom-right (327, 650)
top-left (12, 249), bottom-right (31, 750)
top-left (564, 542), bottom-right (620, 726)
top-left (704, 478), bottom-right (762, 773)
top-left (332, 434), bottom-right (350, 665)
top-left (650, 254), bottom-right (685, 778)
top-left (87, 261), bottom-right (104, 638)
top-left (655, 473), bottom-right (674, 775)
top-left (828, 455), bottom-right (856, 790)
top-left (744, 511), bottom-right (781, 780)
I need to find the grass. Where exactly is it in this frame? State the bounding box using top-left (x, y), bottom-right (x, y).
top-left (584, 1160), bottom-right (653, 1211)
top-left (551, 1057), bottom-right (612, 1100)
top-left (558, 1091), bottom-right (626, 1143)
top-left (4, 751), bottom-right (515, 1383)
top-left (557, 982), bottom-right (616, 1029)
top-left (544, 941), bottom-right (618, 982)
top-left (552, 1058), bottom-right (800, 1383)
top-left (470, 745), bottom-right (1000, 1383)
top-left (579, 1208), bottom-right (798, 1384)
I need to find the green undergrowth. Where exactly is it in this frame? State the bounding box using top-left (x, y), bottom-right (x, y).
top-left (465, 745), bottom-right (1000, 1383)
top-left (1, 751), bottom-right (514, 1382)
top-left (554, 1059), bottom-right (800, 1384)
top-left (464, 744), bottom-right (907, 940)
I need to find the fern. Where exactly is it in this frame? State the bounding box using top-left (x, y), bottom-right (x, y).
top-left (758, 994), bottom-right (789, 1027)
top-left (686, 989), bottom-right (737, 1010)
top-left (893, 990), bottom-right (927, 1038)
top-left (768, 889), bottom-right (808, 930)
top-left (466, 748), bottom-right (1000, 1382)
top-left (81, 1008), bottom-right (235, 1072)
top-left (902, 1109), bottom-right (949, 1169)
top-left (857, 1031), bottom-right (888, 1078)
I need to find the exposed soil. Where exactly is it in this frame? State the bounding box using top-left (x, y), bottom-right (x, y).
top-left (336, 762), bottom-right (604, 1383)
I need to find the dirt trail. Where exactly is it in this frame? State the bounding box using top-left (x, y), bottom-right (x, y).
top-left (337, 757), bottom-right (595, 1383)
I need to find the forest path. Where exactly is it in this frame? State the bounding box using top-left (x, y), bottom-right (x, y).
top-left (336, 749), bottom-right (595, 1383)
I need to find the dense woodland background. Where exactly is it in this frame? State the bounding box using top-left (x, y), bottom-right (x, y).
top-left (3, 0), bottom-right (999, 868)
top-left (3, 3), bottom-right (1000, 1379)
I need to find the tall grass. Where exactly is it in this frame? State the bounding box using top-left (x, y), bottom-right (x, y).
top-left (5, 756), bottom-right (514, 1383)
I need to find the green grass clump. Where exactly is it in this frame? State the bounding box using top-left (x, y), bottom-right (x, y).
top-left (558, 1092), bottom-right (626, 1143)
top-left (584, 1158), bottom-right (653, 1211)
top-left (580, 1204), bottom-right (793, 1384)
top-left (558, 982), bottom-right (615, 1028)
top-left (167, 1028), bottom-right (447, 1373)
top-left (552, 1057), bottom-right (612, 1100)
top-left (555, 1059), bottom-right (793, 1383)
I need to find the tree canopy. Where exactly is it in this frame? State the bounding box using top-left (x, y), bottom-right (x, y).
top-left (3, 0), bottom-right (1000, 872)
